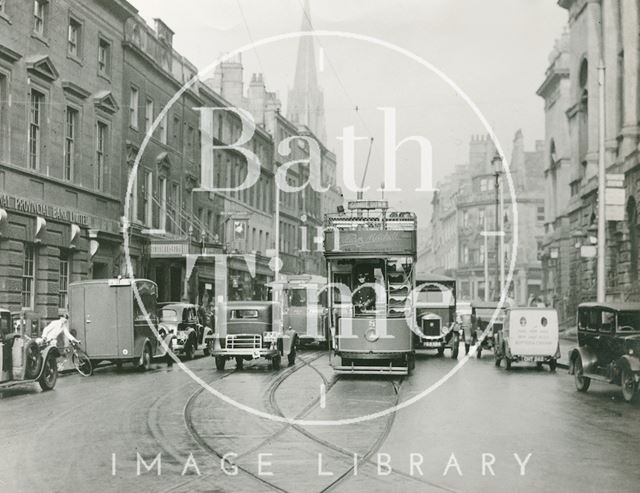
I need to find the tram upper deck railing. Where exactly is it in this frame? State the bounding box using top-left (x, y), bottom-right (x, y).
top-left (325, 201), bottom-right (417, 233)
top-left (323, 201), bottom-right (417, 256)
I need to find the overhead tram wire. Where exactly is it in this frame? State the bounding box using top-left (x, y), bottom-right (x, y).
top-left (295, 0), bottom-right (374, 138)
top-left (234, 0), bottom-right (266, 75)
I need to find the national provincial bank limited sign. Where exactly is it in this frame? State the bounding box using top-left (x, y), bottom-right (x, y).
top-left (0, 192), bottom-right (90, 226)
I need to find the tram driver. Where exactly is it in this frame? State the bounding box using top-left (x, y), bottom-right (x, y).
top-left (352, 271), bottom-right (377, 314)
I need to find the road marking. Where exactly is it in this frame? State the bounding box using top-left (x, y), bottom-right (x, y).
top-left (320, 383), bottom-right (326, 409)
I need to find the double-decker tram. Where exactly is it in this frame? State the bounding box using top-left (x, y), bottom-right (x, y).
top-left (323, 200), bottom-right (417, 375)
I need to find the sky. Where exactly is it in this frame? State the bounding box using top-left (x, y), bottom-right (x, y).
top-left (130, 0), bottom-right (567, 224)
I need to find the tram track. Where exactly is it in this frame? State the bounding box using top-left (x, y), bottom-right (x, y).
top-left (265, 361), bottom-right (460, 493)
top-left (159, 350), bottom-right (326, 493)
top-left (164, 350), bottom-right (458, 493)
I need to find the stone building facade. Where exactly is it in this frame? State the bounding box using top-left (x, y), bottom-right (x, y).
top-left (540, 0), bottom-right (640, 322)
top-left (427, 133), bottom-right (546, 305)
top-left (0, 0), bottom-right (135, 318)
top-left (0, 0), bottom-right (342, 318)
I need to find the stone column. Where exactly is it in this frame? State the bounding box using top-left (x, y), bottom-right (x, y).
top-left (602, 0), bottom-right (620, 160)
top-left (620, 0), bottom-right (640, 159)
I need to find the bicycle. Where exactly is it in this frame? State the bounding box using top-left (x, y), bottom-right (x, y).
top-left (60, 340), bottom-right (93, 377)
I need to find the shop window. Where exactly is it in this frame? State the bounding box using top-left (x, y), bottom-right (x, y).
top-left (22, 244), bottom-right (36, 309)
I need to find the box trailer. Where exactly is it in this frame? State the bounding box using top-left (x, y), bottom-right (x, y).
top-left (69, 279), bottom-right (160, 370)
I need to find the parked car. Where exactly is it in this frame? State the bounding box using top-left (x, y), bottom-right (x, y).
top-left (69, 279), bottom-right (163, 370)
top-left (494, 307), bottom-right (560, 370)
top-left (569, 302), bottom-right (640, 403)
top-left (158, 302), bottom-right (214, 359)
top-left (470, 301), bottom-right (507, 358)
top-left (1, 309), bottom-right (59, 392)
top-left (210, 301), bottom-right (297, 370)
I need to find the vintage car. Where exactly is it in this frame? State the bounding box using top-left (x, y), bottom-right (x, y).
top-left (210, 301), bottom-right (297, 371)
top-left (494, 307), bottom-right (560, 370)
top-left (569, 302), bottom-right (640, 403)
top-left (1, 309), bottom-right (60, 392)
top-left (413, 276), bottom-right (459, 359)
top-left (277, 275), bottom-right (330, 347)
top-left (470, 301), bottom-right (507, 358)
top-left (157, 302), bottom-right (214, 359)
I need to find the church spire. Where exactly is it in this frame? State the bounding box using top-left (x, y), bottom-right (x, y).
top-left (287, 0), bottom-right (326, 142)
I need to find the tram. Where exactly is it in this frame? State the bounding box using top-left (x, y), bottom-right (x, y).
top-left (323, 200), bottom-right (417, 375)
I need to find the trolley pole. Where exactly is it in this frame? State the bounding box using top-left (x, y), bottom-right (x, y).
top-left (596, 60), bottom-right (606, 303)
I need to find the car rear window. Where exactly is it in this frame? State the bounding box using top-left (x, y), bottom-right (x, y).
top-left (160, 309), bottom-right (178, 322)
top-left (231, 309), bottom-right (259, 319)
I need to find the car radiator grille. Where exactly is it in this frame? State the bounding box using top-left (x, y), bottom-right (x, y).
top-left (421, 319), bottom-right (441, 337)
top-left (226, 334), bottom-right (261, 350)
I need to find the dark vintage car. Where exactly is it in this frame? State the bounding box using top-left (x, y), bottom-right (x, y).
top-left (569, 302), bottom-right (640, 403)
top-left (158, 302), bottom-right (214, 360)
top-left (1, 309), bottom-right (59, 392)
top-left (470, 301), bottom-right (507, 358)
top-left (210, 301), bottom-right (297, 371)
top-left (413, 276), bottom-right (459, 359)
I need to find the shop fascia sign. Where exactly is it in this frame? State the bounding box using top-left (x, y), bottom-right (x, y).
top-left (0, 192), bottom-right (89, 226)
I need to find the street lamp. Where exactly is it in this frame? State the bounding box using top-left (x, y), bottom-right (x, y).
top-left (491, 151), bottom-right (503, 301)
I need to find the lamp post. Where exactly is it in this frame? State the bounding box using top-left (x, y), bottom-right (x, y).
top-left (597, 60), bottom-right (606, 302)
top-left (491, 152), bottom-right (503, 301)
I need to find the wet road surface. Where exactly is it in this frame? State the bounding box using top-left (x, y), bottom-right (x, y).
top-left (1, 345), bottom-right (639, 492)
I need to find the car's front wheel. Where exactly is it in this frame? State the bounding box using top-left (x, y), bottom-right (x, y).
top-left (38, 353), bottom-right (58, 391)
top-left (573, 355), bottom-right (590, 392)
top-left (621, 366), bottom-right (638, 403)
top-left (184, 341), bottom-right (195, 361)
top-left (235, 356), bottom-right (244, 370)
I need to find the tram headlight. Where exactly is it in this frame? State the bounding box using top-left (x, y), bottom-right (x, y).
top-left (365, 328), bottom-right (379, 343)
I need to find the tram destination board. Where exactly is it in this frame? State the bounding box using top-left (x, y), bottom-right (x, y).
top-left (324, 230), bottom-right (417, 255)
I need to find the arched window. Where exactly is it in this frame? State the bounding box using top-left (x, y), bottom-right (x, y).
top-left (628, 197), bottom-right (638, 282)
